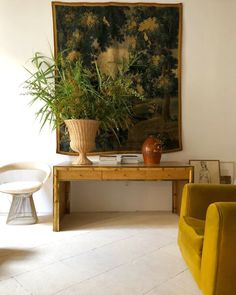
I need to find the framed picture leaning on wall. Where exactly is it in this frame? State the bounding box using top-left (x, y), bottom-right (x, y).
top-left (220, 161), bottom-right (234, 184)
top-left (189, 160), bottom-right (221, 184)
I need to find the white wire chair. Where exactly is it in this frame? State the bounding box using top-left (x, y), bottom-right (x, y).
top-left (0, 162), bottom-right (51, 225)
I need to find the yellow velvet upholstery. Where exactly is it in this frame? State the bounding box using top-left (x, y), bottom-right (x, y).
top-left (178, 184), bottom-right (236, 295)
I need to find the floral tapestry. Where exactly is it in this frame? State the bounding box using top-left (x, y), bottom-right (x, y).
top-left (52, 2), bottom-right (183, 154)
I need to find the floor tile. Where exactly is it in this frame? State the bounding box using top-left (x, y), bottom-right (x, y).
top-left (58, 245), bottom-right (186, 295)
top-left (15, 262), bottom-right (78, 295)
top-left (0, 247), bottom-right (58, 280)
top-left (145, 270), bottom-right (201, 295)
top-left (0, 278), bottom-right (30, 295)
top-left (37, 228), bottom-right (134, 262)
top-left (0, 212), bottom-right (201, 295)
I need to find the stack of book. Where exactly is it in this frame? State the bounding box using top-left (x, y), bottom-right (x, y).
top-left (120, 155), bottom-right (140, 164)
top-left (98, 155), bottom-right (118, 164)
top-left (99, 154), bottom-right (141, 164)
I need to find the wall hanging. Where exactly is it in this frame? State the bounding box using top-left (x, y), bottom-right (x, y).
top-left (52, 2), bottom-right (183, 155)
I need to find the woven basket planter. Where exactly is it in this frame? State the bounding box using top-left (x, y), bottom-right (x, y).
top-left (65, 119), bottom-right (100, 165)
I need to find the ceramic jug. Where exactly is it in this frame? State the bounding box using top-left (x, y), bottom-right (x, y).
top-left (142, 135), bottom-right (162, 164)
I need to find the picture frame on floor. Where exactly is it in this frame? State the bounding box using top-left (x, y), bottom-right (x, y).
top-left (189, 159), bottom-right (220, 184)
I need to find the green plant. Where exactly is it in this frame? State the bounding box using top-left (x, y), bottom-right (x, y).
top-left (23, 52), bottom-right (144, 141)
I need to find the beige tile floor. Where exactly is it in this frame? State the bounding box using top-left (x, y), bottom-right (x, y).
top-left (0, 212), bottom-right (201, 295)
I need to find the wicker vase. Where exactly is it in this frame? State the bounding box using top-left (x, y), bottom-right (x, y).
top-left (64, 119), bottom-right (100, 165)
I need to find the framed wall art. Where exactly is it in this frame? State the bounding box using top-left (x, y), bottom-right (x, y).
top-left (52, 2), bottom-right (183, 155)
top-left (189, 160), bottom-right (221, 184)
top-left (220, 161), bottom-right (235, 184)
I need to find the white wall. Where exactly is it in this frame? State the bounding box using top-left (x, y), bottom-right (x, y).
top-left (0, 0), bottom-right (236, 213)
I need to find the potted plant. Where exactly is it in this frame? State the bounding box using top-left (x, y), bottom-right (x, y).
top-left (23, 52), bottom-right (143, 164)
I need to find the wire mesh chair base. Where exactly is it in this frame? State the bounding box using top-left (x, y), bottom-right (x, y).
top-left (7, 194), bottom-right (38, 225)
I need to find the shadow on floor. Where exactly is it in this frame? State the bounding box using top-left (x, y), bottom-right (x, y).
top-left (0, 248), bottom-right (37, 278)
top-left (61, 211), bottom-right (178, 231)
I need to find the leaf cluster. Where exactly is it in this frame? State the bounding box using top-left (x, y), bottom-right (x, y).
top-left (23, 52), bottom-right (144, 141)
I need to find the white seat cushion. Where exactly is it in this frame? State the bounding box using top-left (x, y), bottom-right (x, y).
top-left (0, 181), bottom-right (42, 194)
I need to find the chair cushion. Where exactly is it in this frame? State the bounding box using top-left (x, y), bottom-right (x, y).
top-left (0, 181), bottom-right (42, 194)
top-left (184, 216), bottom-right (205, 236)
top-left (180, 216), bottom-right (205, 256)
top-left (178, 216), bottom-right (205, 283)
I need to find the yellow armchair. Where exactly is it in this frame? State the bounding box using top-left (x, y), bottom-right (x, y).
top-left (178, 184), bottom-right (236, 295)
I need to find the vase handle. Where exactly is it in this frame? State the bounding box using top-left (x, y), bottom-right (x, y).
top-left (153, 143), bottom-right (162, 153)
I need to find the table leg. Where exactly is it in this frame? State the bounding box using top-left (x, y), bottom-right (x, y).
top-left (53, 172), bottom-right (71, 232)
top-left (172, 181), bottom-right (178, 214)
top-left (53, 169), bottom-right (60, 232)
top-left (65, 182), bottom-right (70, 214)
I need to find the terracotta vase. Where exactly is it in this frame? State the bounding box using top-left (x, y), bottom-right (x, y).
top-left (142, 135), bottom-right (162, 164)
top-left (64, 119), bottom-right (100, 165)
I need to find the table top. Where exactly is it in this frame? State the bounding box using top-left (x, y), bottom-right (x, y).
top-left (54, 161), bottom-right (192, 168)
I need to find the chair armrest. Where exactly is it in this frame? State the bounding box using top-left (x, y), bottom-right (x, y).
top-left (180, 184), bottom-right (236, 220)
top-left (201, 202), bottom-right (236, 295)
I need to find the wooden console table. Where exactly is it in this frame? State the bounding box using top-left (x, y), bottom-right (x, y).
top-left (53, 162), bottom-right (193, 231)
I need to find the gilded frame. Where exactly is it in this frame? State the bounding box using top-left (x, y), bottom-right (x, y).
top-left (52, 2), bottom-right (183, 155)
